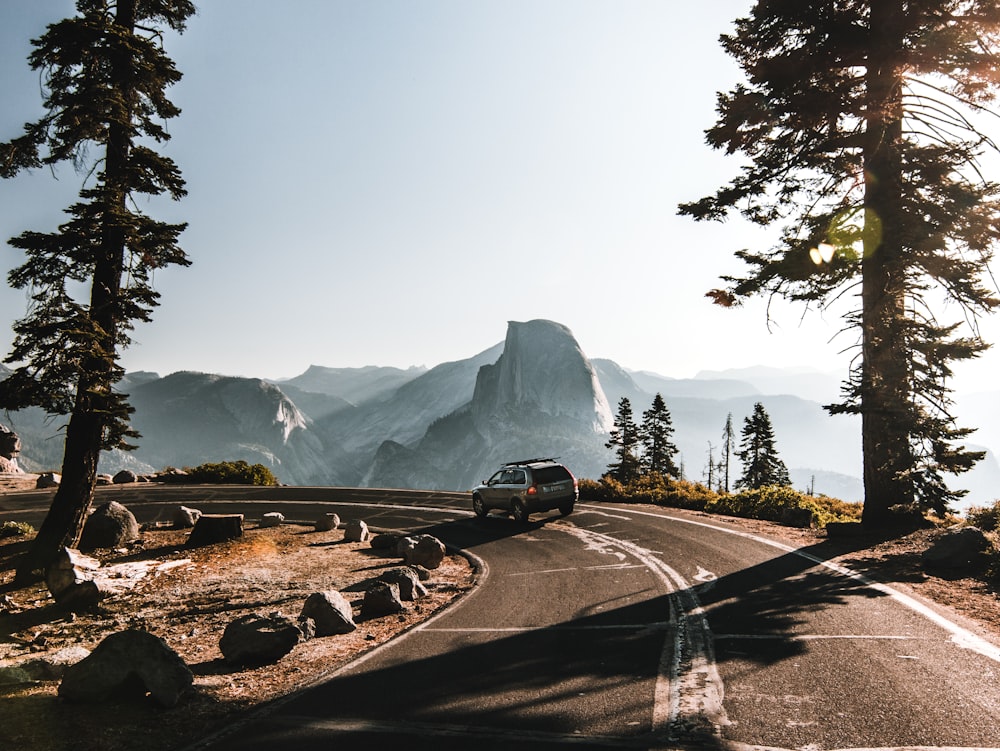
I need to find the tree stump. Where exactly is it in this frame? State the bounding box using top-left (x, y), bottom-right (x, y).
top-left (185, 514), bottom-right (244, 548)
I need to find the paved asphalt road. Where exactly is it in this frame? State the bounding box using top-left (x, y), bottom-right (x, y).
top-left (4, 485), bottom-right (1000, 750)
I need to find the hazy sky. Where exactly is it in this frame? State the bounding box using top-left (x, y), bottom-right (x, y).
top-left (1, 1), bottom-right (998, 393)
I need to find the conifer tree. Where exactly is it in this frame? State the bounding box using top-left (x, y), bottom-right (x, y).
top-left (735, 402), bottom-right (791, 490)
top-left (680, 1), bottom-right (1000, 526)
top-left (0, 0), bottom-right (195, 582)
top-left (721, 413), bottom-right (735, 493)
top-left (640, 393), bottom-right (680, 478)
top-left (605, 397), bottom-right (642, 484)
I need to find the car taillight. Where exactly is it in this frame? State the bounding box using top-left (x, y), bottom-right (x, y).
top-left (527, 485), bottom-right (537, 495)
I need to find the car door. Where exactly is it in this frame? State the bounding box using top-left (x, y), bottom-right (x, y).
top-left (482, 469), bottom-right (506, 506)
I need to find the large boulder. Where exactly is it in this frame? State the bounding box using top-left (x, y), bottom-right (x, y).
top-left (45, 548), bottom-right (107, 611)
top-left (58, 630), bottom-right (193, 707)
top-left (344, 519), bottom-right (370, 543)
top-left (79, 501), bottom-right (139, 550)
top-left (219, 613), bottom-right (305, 666)
top-left (112, 469), bottom-right (138, 484)
top-left (921, 526), bottom-right (993, 576)
top-left (259, 512), bottom-right (284, 528)
top-left (376, 567), bottom-right (428, 601)
top-left (396, 534), bottom-right (446, 569)
top-left (0, 424), bottom-right (21, 472)
top-left (361, 581), bottom-right (406, 618)
top-left (173, 505), bottom-right (202, 529)
top-left (36, 472), bottom-right (60, 489)
top-left (186, 514), bottom-right (244, 548)
top-left (314, 513), bottom-right (340, 532)
top-left (299, 591), bottom-right (357, 636)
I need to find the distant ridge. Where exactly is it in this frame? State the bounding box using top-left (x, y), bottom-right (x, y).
top-left (2, 319), bottom-right (998, 507)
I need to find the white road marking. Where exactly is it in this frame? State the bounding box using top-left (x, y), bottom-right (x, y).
top-left (579, 503), bottom-right (1000, 665)
top-left (715, 634), bottom-right (926, 641)
top-left (556, 524), bottom-right (728, 736)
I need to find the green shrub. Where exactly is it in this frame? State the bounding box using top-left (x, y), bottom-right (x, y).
top-left (578, 474), bottom-right (718, 511)
top-left (580, 474), bottom-right (860, 528)
top-left (966, 500), bottom-right (1000, 532)
top-left (0, 520), bottom-right (35, 538)
top-left (706, 485), bottom-right (862, 528)
top-left (186, 460), bottom-right (278, 486)
top-left (577, 478), bottom-right (607, 501)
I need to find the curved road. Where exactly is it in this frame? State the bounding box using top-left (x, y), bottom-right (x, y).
top-left (4, 486), bottom-right (999, 750)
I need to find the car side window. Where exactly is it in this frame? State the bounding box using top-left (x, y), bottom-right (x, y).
top-left (499, 470), bottom-right (515, 484)
top-left (510, 470), bottom-right (526, 484)
top-left (489, 471), bottom-right (505, 485)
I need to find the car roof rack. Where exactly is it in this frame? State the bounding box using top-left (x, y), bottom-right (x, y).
top-left (503, 457), bottom-right (558, 466)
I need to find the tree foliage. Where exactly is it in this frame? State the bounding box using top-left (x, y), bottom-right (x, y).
top-left (735, 402), bottom-right (791, 490)
top-left (639, 393), bottom-right (680, 479)
top-left (0, 0), bottom-right (195, 580)
top-left (680, 1), bottom-right (1000, 524)
top-left (720, 413), bottom-right (735, 493)
top-left (605, 397), bottom-right (642, 484)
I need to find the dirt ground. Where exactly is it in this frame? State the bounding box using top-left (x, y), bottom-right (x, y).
top-left (0, 519), bottom-right (477, 751)
top-left (1, 488), bottom-right (998, 751)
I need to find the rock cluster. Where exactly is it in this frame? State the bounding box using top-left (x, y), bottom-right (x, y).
top-left (33, 504), bottom-right (454, 707)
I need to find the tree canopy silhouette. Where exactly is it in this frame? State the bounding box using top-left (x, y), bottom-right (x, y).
top-left (0, 0), bottom-right (195, 581)
top-left (680, 1), bottom-right (1000, 526)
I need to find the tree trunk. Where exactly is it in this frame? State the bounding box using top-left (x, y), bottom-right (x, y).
top-left (13, 413), bottom-right (102, 583)
top-left (13, 0), bottom-right (137, 583)
top-left (860, 0), bottom-right (912, 528)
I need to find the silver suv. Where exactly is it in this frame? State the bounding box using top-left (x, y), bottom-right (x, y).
top-left (471, 458), bottom-right (578, 522)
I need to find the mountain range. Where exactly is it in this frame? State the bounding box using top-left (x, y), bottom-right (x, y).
top-left (3, 319), bottom-right (998, 510)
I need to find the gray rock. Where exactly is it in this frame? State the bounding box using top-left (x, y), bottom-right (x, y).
top-left (314, 513), bottom-right (340, 532)
top-left (173, 505), bottom-right (202, 529)
top-left (397, 534), bottom-right (446, 569)
top-left (921, 526), bottom-right (993, 575)
top-left (361, 581), bottom-right (406, 618)
top-left (344, 519), bottom-right (370, 543)
top-left (219, 613), bottom-right (304, 666)
top-left (186, 514), bottom-right (244, 548)
top-left (45, 548), bottom-right (106, 611)
top-left (376, 567), bottom-right (428, 601)
top-left (112, 469), bottom-right (138, 484)
top-left (260, 512), bottom-right (284, 528)
top-left (370, 532), bottom-right (401, 550)
top-left (0, 423), bottom-right (21, 461)
top-left (36, 472), bottom-right (60, 489)
top-left (58, 630), bottom-right (193, 707)
top-left (299, 590), bottom-right (357, 636)
top-left (79, 501), bottom-right (139, 550)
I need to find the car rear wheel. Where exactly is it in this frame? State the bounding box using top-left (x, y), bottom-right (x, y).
top-left (510, 498), bottom-right (529, 523)
top-left (559, 502), bottom-right (574, 516)
top-left (472, 494), bottom-right (487, 518)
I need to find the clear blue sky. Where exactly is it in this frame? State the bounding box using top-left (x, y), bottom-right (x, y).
top-left (1, 1), bottom-right (998, 393)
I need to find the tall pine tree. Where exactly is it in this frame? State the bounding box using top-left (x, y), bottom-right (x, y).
top-left (0, 0), bottom-right (195, 581)
top-left (640, 393), bottom-right (680, 478)
top-left (680, 1), bottom-right (1000, 526)
top-left (721, 413), bottom-right (735, 493)
top-left (605, 397), bottom-right (642, 484)
top-left (735, 402), bottom-right (791, 490)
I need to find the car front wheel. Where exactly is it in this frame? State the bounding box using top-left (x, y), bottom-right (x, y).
top-left (472, 495), bottom-right (487, 518)
top-left (510, 498), bottom-right (529, 523)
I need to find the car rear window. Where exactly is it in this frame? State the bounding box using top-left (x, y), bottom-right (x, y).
top-left (532, 466), bottom-right (571, 484)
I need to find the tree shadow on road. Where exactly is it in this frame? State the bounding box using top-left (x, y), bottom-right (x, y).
top-left (205, 522), bottom-right (906, 750)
